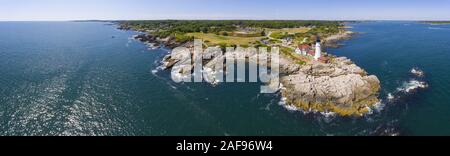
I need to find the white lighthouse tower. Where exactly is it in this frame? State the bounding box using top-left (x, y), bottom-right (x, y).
top-left (314, 38), bottom-right (321, 61)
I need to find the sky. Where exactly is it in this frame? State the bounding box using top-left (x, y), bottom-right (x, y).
top-left (1, 0), bottom-right (450, 21)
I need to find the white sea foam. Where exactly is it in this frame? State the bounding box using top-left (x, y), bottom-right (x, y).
top-left (411, 67), bottom-right (425, 77)
top-left (279, 83), bottom-right (285, 90)
top-left (278, 97), bottom-right (302, 112)
top-left (156, 65), bottom-right (166, 70)
top-left (278, 97), bottom-right (287, 105)
top-left (365, 106), bottom-right (374, 115)
top-left (146, 43), bottom-right (159, 50)
top-left (320, 111), bottom-right (337, 118)
top-left (363, 101), bottom-right (385, 116)
top-left (387, 93), bottom-right (395, 101)
top-left (397, 80), bottom-right (429, 93)
top-left (284, 105), bottom-right (301, 112)
top-left (372, 101), bottom-right (385, 112)
top-left (278, 97), bottom-right (337, 117)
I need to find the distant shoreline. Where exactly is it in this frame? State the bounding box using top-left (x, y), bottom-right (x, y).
top-left (421, 21), bottom-right (450, 25)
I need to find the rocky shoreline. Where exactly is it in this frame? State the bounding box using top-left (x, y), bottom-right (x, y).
top-left (119, 25), bottom-right (190, 49)
top-left (120, 25), bottom-right (381, 117)
top-left (323, 31), bottom-right (356, 48)
top-left (278, 57), bottom-right (380, 116)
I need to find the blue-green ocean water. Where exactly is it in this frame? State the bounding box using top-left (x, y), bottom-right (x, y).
top-left (0, 21), bottom-right (449, 136)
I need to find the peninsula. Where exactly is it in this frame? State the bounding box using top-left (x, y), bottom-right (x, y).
top-left (117, 20), bottom-right (381, 116)
top-left (423, 21), bottom-right (450, 25)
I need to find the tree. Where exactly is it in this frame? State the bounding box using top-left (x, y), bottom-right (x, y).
top-left (201, 27), bottom-right (209, 33)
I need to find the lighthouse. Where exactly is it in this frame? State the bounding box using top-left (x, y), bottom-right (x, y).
top-left (314, 37), bottom-right (321, 61)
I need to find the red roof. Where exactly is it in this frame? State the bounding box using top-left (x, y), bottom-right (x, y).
top-left (307, 50), bottom-right (315, 56)
top-left (298, 44), bottom-right (311, 50)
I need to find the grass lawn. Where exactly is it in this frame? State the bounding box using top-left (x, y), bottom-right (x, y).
top-left (268, 27), bottom-right (311, 39)
top-left (279, 46), bottom-right (311, 63)
top-left (268, 27), bottom-right (311, 35)
top-left (186, 32), bottom-right (263, 46)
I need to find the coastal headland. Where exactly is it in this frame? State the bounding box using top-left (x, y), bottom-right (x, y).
top-left (422, 21), bottom-right (450, 25)
top-left (117, 20), bottom-right (380, 117)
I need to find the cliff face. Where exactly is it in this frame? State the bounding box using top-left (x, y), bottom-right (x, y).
top-left (279, 57), bottom-right (380, 116)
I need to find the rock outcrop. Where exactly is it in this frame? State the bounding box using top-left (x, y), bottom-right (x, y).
top-left (279, 57), bottom-right (380, 116)
top-left (133, 33), bottom-right (191, 49)
top-left (323, 31), bottom-right (356, 48)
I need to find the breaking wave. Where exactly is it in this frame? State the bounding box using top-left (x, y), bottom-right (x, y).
top-left (411, 67), bottom-right (425, 77)
top-left (278, 97), bottom-right (337, 118)
top-left (384, 67), bottom-right (428, 104)
top-left (320, 111), bottom-right (337, 118)
top-left (397, 80), bottom-right (428, 93)
top-left (396, 67), bottom-right (428, 94)
top-left (372, 101), bottom-right (385, 112)
top-left (387, 93), bottom-right (395, 101)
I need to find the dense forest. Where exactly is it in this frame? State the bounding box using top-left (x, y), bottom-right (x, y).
top-left (423, 21), bottom-right (450, 24)
top-left (119, 20), bottom-right (342, 37)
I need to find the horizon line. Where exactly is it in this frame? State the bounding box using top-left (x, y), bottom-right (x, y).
top-left (1, 19), bottom-right (449, 22)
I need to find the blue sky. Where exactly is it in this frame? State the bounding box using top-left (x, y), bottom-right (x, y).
top-left (1, 0), bottom-right (450, 21)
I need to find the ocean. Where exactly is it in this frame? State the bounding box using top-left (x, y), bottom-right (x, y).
top-left (0, 21), bottom-right (449, 136)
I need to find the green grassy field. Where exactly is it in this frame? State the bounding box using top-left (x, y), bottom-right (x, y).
top-left (268, 27), bottom-right (311, 34)
top-left (186, 32), bottom-right (263, 46)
